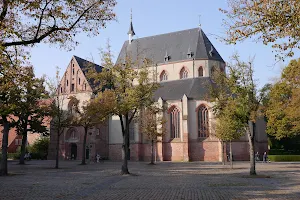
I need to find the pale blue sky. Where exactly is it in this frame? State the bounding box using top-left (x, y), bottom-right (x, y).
top-left (30, 0), bottom-right (300, 89)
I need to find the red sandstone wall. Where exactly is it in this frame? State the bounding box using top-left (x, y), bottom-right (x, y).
top-left (189, 140), bottom-right (220, 161)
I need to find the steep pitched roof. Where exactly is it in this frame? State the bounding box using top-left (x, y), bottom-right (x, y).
top-left (117, 28), bottom-right (224, 66)
top-left (154, 77), bottom-right (214, 101)
top-left (73, 56), bottom-right (103, 90)
top-left (73, 56), bottom-right (102, 74)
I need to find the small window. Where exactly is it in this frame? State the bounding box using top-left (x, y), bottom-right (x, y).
top-left (198, 66), bottom-right (203, 77)
top-left (67, 80), bottom-right (69, 86)
top-left (84, 84), bottom-right (86, 90)
top-left (160, 71), bottom-right (168, 81)
top-left (72, 68), bottom-right (74, 75)
top-left (180, 67), bottom-right (188, 79)
top-left (79, 78), bottom-right (81, 85)
top-left (60, 87), bottom-right (63, 93)
top-left (71, 84), bottom-right (75, 92)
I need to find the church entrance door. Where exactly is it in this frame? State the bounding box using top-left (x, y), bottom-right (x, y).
top-left (70, 143), bottom-right (77, 160)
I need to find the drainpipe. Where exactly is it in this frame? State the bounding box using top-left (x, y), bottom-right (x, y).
top-left (193, 58), bottom-right (195, 78)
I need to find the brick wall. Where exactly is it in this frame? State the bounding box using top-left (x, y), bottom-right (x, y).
top-left (189, 140), bottom-right (220, 161)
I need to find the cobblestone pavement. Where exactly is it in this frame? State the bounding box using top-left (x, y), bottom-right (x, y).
top-left (0, 160), bottom-right (300, 200)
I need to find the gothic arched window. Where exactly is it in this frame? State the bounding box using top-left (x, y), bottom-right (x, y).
top-left (160, 70), bottom-right (168, 81)
top-left (198, 105), bottom-right (209, 138)
top-left (180, 67), bottom-right (188, 79)
top-left (198, 66), bottom-right (203, 77)
top-left (170, 107), bottom-right (180, 138)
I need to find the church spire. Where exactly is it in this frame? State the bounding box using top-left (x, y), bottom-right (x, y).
top-left (128, 9), bottom-right (135, 44)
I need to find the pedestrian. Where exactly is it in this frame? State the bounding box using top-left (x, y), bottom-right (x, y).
top-left (263, 152), bottom-right (268, 163)
top-left (96, 153), bottom-right (100, 163)
top-left (256, 152), bottom-right (260, 161)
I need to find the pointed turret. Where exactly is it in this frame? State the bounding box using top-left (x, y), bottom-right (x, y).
top-left (128, 9), bottom-right (135, 44)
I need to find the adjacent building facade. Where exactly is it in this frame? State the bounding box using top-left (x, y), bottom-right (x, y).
top-left (48, 20), bottom-right (268, 161)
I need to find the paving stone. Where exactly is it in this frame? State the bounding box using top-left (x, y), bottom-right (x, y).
top-left (0, 160), bottom-right (299, 200)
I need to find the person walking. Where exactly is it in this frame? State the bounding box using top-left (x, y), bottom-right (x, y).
top-left (263, 152), bottom-right (268, 163)
top-left (256, 152), bottom-right (260, 161)
top-left (96, 153), bottom-right (100, 163)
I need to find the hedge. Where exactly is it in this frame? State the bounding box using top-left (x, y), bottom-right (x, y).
top-left (268, 155), bottom-right (300, 162)
top-left (269, 149), bottom-right (300, 155)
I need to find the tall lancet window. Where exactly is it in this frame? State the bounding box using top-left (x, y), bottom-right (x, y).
top-left (180, 67), bottom-right (188, 79)
top-left (170, 107), bottom-right (180, 138)
top-left (198, 66), bottom-right (203, 77)
top-left (160, 70), bottom-right (168, 81)
top-left (198, 105), bottom-right (209, 138)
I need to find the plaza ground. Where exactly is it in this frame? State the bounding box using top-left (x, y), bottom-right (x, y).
top-left (0, 160), bottom-right (300, 200)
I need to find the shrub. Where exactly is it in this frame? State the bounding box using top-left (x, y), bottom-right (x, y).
top-left (268, 155), bottom-right (300, 162)
top-left (269, 149), bottom-right (300, 155)
top-left (30, 137), bottom-right (49, 159)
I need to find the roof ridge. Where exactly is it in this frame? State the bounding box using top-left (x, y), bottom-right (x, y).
top-left (128, 27), bottom-right (199, 41)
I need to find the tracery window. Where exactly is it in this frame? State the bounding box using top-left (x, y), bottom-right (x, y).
top-left (180, 67), bottom-right (188, 79)
top-left (160, 70), bottom-right (168, 81)
top-left (198, 105), bottom-right (209, 138)
top-left (170, 107), bottom-right (180, 138)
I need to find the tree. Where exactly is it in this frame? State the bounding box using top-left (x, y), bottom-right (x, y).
top-left (48, 68), bottom-right (73, 169)
top-left (87, 42), bottom-right (159, 174)
top-left (0, 0), bottom-right (116, 50)
top-left (266, 59), bottom-right (300, 139)
top-left (210, 54), bottom-right (261, 175)
top-left (0, 65), bottom-right (21, 176)
top-left (221, 0), bottom-right (300, 59)
top-left (12, 66), bottom-right (49, 164)
top-left (69, 92), bottom-right (114, 165)
top-left (214, 101), bottom-right (244, 168)
top-left (139, 105), bottom-right (166, 165)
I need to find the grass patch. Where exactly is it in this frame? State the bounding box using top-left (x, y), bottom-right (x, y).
top-left (269, 155), bottom-right (300, 162)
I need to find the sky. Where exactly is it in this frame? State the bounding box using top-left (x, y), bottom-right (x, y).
top-left (30, 0), bottom-right (300, 89)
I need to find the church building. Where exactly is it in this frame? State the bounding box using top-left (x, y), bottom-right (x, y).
top-left (48, 16), bottom-right (268, 162)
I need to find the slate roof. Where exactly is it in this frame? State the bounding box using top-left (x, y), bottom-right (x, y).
top-left (73, 55), bottom-right (103, 90)
top-left (154, 77), bottom-right (214, 101)
top-left (117, 28), bottom-right (224, 66)
top-left (74, 56), bottom-right (102, 73)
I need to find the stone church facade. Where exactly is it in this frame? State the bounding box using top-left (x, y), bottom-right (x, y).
top-left (48, 20), bottom-right (268, 162)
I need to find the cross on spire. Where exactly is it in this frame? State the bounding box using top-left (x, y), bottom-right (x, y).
top-left (198, 14), bottom-right (201, 29)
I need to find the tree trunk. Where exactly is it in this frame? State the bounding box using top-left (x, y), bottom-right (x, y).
top-left (19, 131), bottom-right (28, 165)
top-left (248, 122), bottom-right (256, 175)
top-left (221, 141), bottom-right (225, 165)
top-left (81, 127), bottom-right (88, 165)
top-left (150, 139), bottom-right (155, 164)
top-left (121, 115), bottom-right (130, 175)
top-left (55, 129), bottom-right (60, 169)
top-left (0, 117), bottom-right (9, 176)
top-left (230, 140), bottom-right (233, 169)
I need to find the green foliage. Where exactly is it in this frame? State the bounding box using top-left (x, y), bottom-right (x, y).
top-left (1, 0), bottom-right (116, 65)
top-left (87, 40), bottom-right (160, 174)
top-left (221, 0), bottom-right (300, 59)
top-left (210, 54), bottom-right (260, 140)
top-left (266, 59), bottom-right (300, 139)
top-left (269, 155), bottom-right (300, 162)
top-left (269, 150), bottom-right (300, 155)
top-left (31, 137), bottom-right (50, 155)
